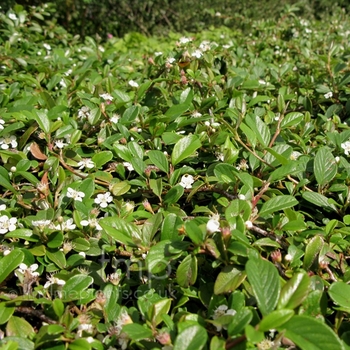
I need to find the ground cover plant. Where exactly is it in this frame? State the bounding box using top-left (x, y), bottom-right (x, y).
top-left (1, 3), bottom-right (350, 350)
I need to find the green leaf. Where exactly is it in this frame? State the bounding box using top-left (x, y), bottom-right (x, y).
top-left (122, 323), bottom-right (153, 341)
top-left (165, 103), bottom-right (190, 121)
top-left (214, 163), bottom-right (237, 183)
top-left (227, 308), bottom-right (253, 336)
top-left (279, 315), bottom-right (344, 350)
top-left (149, 298), bottom-right (172, 326)
top-left (173, 322), bottom-right (208, 350)
top-left (104, 284), bottom-right (120, 322)
top-left (303, 235), bottom-right (324, 271)
top-left (46, 249), bottom-right (66, 269)
top-left (164, 184), bottom-right (184, 205)
top-left (88, 107), bottom-right (101, 125)
top-left (62, 275), bottom-right (93, 301)
top-left (149, 178), bottom-right (163, 200)
top-left (176, 255), bottom-right (198, 288)
top-left (161, 213), bottom-right (183, 241)
top-left (52, 299), bottom-right (65, 318)
top-left (0, 249), bottom-right (24, 284)
top-left (281, 112), bottom-right (304, 129)
top-left (148, 150), bottom-right (169, 173)
top-left (214, 265), bottom-right (246, 295)
top-left (47, 231), bottom-right (64, 249)
top-left (171, 135), bottom-right (201, 166)
top-left (0, 174), bottom-right (17, 193)
top-left (6, 316), bottom-right (34, 337)
top-left (91, 151), bottom-right (113, 168)
top-left (33, 109), bottom-right (50, 134)
top-left (0, 303), bottom-right (15, 325)
top-left (314, 147), bottom-right (337, 187)
top-left (302, 192), bottom-right (337, 211)
top-left (278, 271), bottom-right (310, 309)
top-left (258, 309), bottom-right (294, 332)
top-left (246, 257), bottom-right (280, 316)
top-left (5, 229), bottom-right (38, 242)
top-left (259, 195), bottom-right (298, 217)
top-left (111, 181), bottom-right (130, 196)
top-left (328, 281), bottom-right (350, 310)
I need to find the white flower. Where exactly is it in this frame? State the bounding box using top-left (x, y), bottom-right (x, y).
top-left (154, 52), bottom-right (163, 56)
top-left (32, 220), bottom-right (52, 230)
top-left (259, 79), bottom-right (267, 85)
top-left (54, 139), bottom-right (67, 149)
top-left (179, 174), bottom-right (194, 189)
top-left (81, 217), bottom-right (102, 231)
top-left (0, 215), bottom-right (17, 234)
top-left (191, 111), bottom-right (202, 118)
top-left (216, 152), bottom-right (224, 162)
top-left (324, 91), bottom-right (333, 99)
top-left (44, 274), bottom-right (66, 288)
top-left (245, 220), bottom-right (253, 229)
top-left (123, 162), bottom-right (134, 171)
top-left (77, 158), bottom-right (95, 170)
top-left (335, 156), bottom-right (340, 163)
top-left (66, 187), bottom-right (85, 201)
top-left (178, 37), bottom-right (192, 45)
top-left (124, 201), bottom-right (135, 212)
top-left (238, 194), bottom-right (246, 200)
top-left (16, 263), bottom-right (39, 278)
top-left (192, 50), bottom-right (202, 59)
top-left (78, 106), bottom-right (91, 119)
top-left (43, 43), bottom-right (51, 51)
top-left (0, 119), bottom-right (5, 130)
top-left (199, 41), bottom-right (211, 51)
top-left (290, 151), bottom-right (301, 160)
top-left (285, 254), bottom-right (293, 262)
top-left (8, 13), bottom-right (17, 20)
top-left (0, 204), bottom-right (6, 211)
top-left (166, 57), bottom-right (176, 64)
top-left (94, 192), bottom-right (113, 208)
top-left (212, 305), bottom-right (236, 331)
top-left (341, 141), bottom-right (350, 156)
top-left (59, 79), bottom-right (67, 88)
top-left (236, 159), bottom-right (249, 171)
top-left (111, 114), bottom-right (120, 123)
top-left (0, 134), bottom-right (17, 149)
top-left (207, 214), bottom-right (221, 234)
top-left (128, 80), bottom-right (139, 88)
top-left (55, 218), bottom-right (76, 231)
top-left (100, 93), bottom-right (113, 101)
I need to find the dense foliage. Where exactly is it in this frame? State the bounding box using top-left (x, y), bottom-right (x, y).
top-left (1, 3), bottom-right (350, 350)
top-left (1, 0), bottom-right (350, 39)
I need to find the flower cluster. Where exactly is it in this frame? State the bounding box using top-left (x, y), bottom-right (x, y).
top-left (0, 215), bottom-right (17, 234)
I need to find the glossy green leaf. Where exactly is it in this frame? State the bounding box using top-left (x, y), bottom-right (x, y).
top-left (176, 254), bottom-right (198, 288)
top-left (148, 150), bottom-right (169, 173)
top-left (314, 147), bottom-right (337, 187)
top-left (214, 265), bottom-right (246, 295)
top-left (246, 257), bottom-right (280, 316)
top-left (214, 163), bottom-right (237, 183)
top-left (281, 112), bottom-right (303, 129)
top-left (303, 235), bottom-right (324, 271)
top-left (278, 271), bottom-right (310, 310)
top-left (122, 323), bottom-right (153, 341)
top-left (46, 249), bottom-right (66, 269)
top-left (149, 298), bottom-right (172, 326)
top-left (258, 309), bottom-right (294, 332)
top-left (161, 213), bottom-right (183, 241)
top-left (91, 151), bottom-right (113, 168)
top-left (0, 303), bottom-right (15, 325)
top-left (171, 135), bottom-right (201, 166)
top-left (164, 184), bottom-right (184, 205)
top-left (111, 181), bottom-right (130, 196)
top-left (62, 275), bottom-right (93, 301)
top-left (104, 284), bottom-right (120, 322)
top-left (302, 192), bottom-right (337, 211)
top-left (328, 282), bottom-right (350, 310)
top-left (259, 195), bottom-right (298, 217)
top-left (0, 249), bottom-right (24, 284)
top-left (173, 322), bottom-right (208, 350)
top-left (6, 316), bottom-right (34, 337)
top-left (279, 315), bottom-right (344, 350)
top-left (47, 231), bottom-right (64, 249)
top-left (33, 109), bottom-right (50, 134)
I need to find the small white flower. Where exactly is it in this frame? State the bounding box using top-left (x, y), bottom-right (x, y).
top-left (236, 160), bottom-right (249, 171)
top-left (99, 93), bottom-right (113, 101)
top-left (94, 192), bottom-right (113, 208)
top-left (128, 80), bottom-right (139, 88)
top-left (238, 194), bottom-right (246, 200)
top-left (0, 204), bottom-right (6, 211)
top-left (154, 52), bottom-right (163, 56)
top-left (191, 111), bottom-right (202, 118)
top-left (77, 158), bottom-right (95, 170)
top-left (81, 217), bottom-right (102, 231)
top-left (78, 106), bottom-right (91, 119)
top-left (0, 215), bottom-right (17, 234)
top-left (179, 174), bottom-right (194, 189)
top-left (199, 41), bottom-right (211, 51)
top-left (191, 50), bottom-right (202, 59)
top-left (54, 139), bottom-right (67, 149)
top-left (212, 305), bottom-right (236, 331)
top-left (43, 43), bottom-right (51, 51)
top-left (57, 218), bottom-right (76, 231)
top-left (245, 220), bottom-right (253, 229)
top-left (178, 37), bottom-right (192, 45)
top-left (341, 141), bottom-right (350, 156)
top-left (166, 57), bottom-right (176, 64)
top-left (290, 151), bottom-right (301, 160)
top-left (216, 152), bottom-right (224, 162)
top-left (111, 114), bottom-right (120, 123)
top-left (285, 254), bottom-right (293, 262)
top-left (0, 134), bottom-right (17, 149)
top-left (66, 187), bottom-right (85, 202)
top-left (207, 218), bottom-right (220, 234)
top-left (79, 252), bottom-right (86, 258)
top-left (16, 263), bottom-right (39, 277)
top-left (44, 274), bottom-right (66, 288)
top-left (10, 166), bottom-right (16, 172)
top-left (324, 91), bottom-right (333, 99)
top-left (259, 79), bottom-right (267, 85)
top-left (0, 119), bottom-right (5, 130)
top-left (8, 13), bottom-right (17, 20)
top-left (32, 220), bottom-right (52, 230)
top-left (123, 162), bottom-right (134, 171)
top-left (335, 156), bottom-right (340, 163)
top-left (59, 79), bottom-right (67, 88)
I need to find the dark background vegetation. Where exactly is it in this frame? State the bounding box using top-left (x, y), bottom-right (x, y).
top-left (1, 0), bottom-right (350, 39)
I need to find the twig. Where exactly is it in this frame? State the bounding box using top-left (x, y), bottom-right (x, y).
top-left (250, 224), bottom-right (289, 250)
top-left (15, 306), bottom-right (56, 324)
